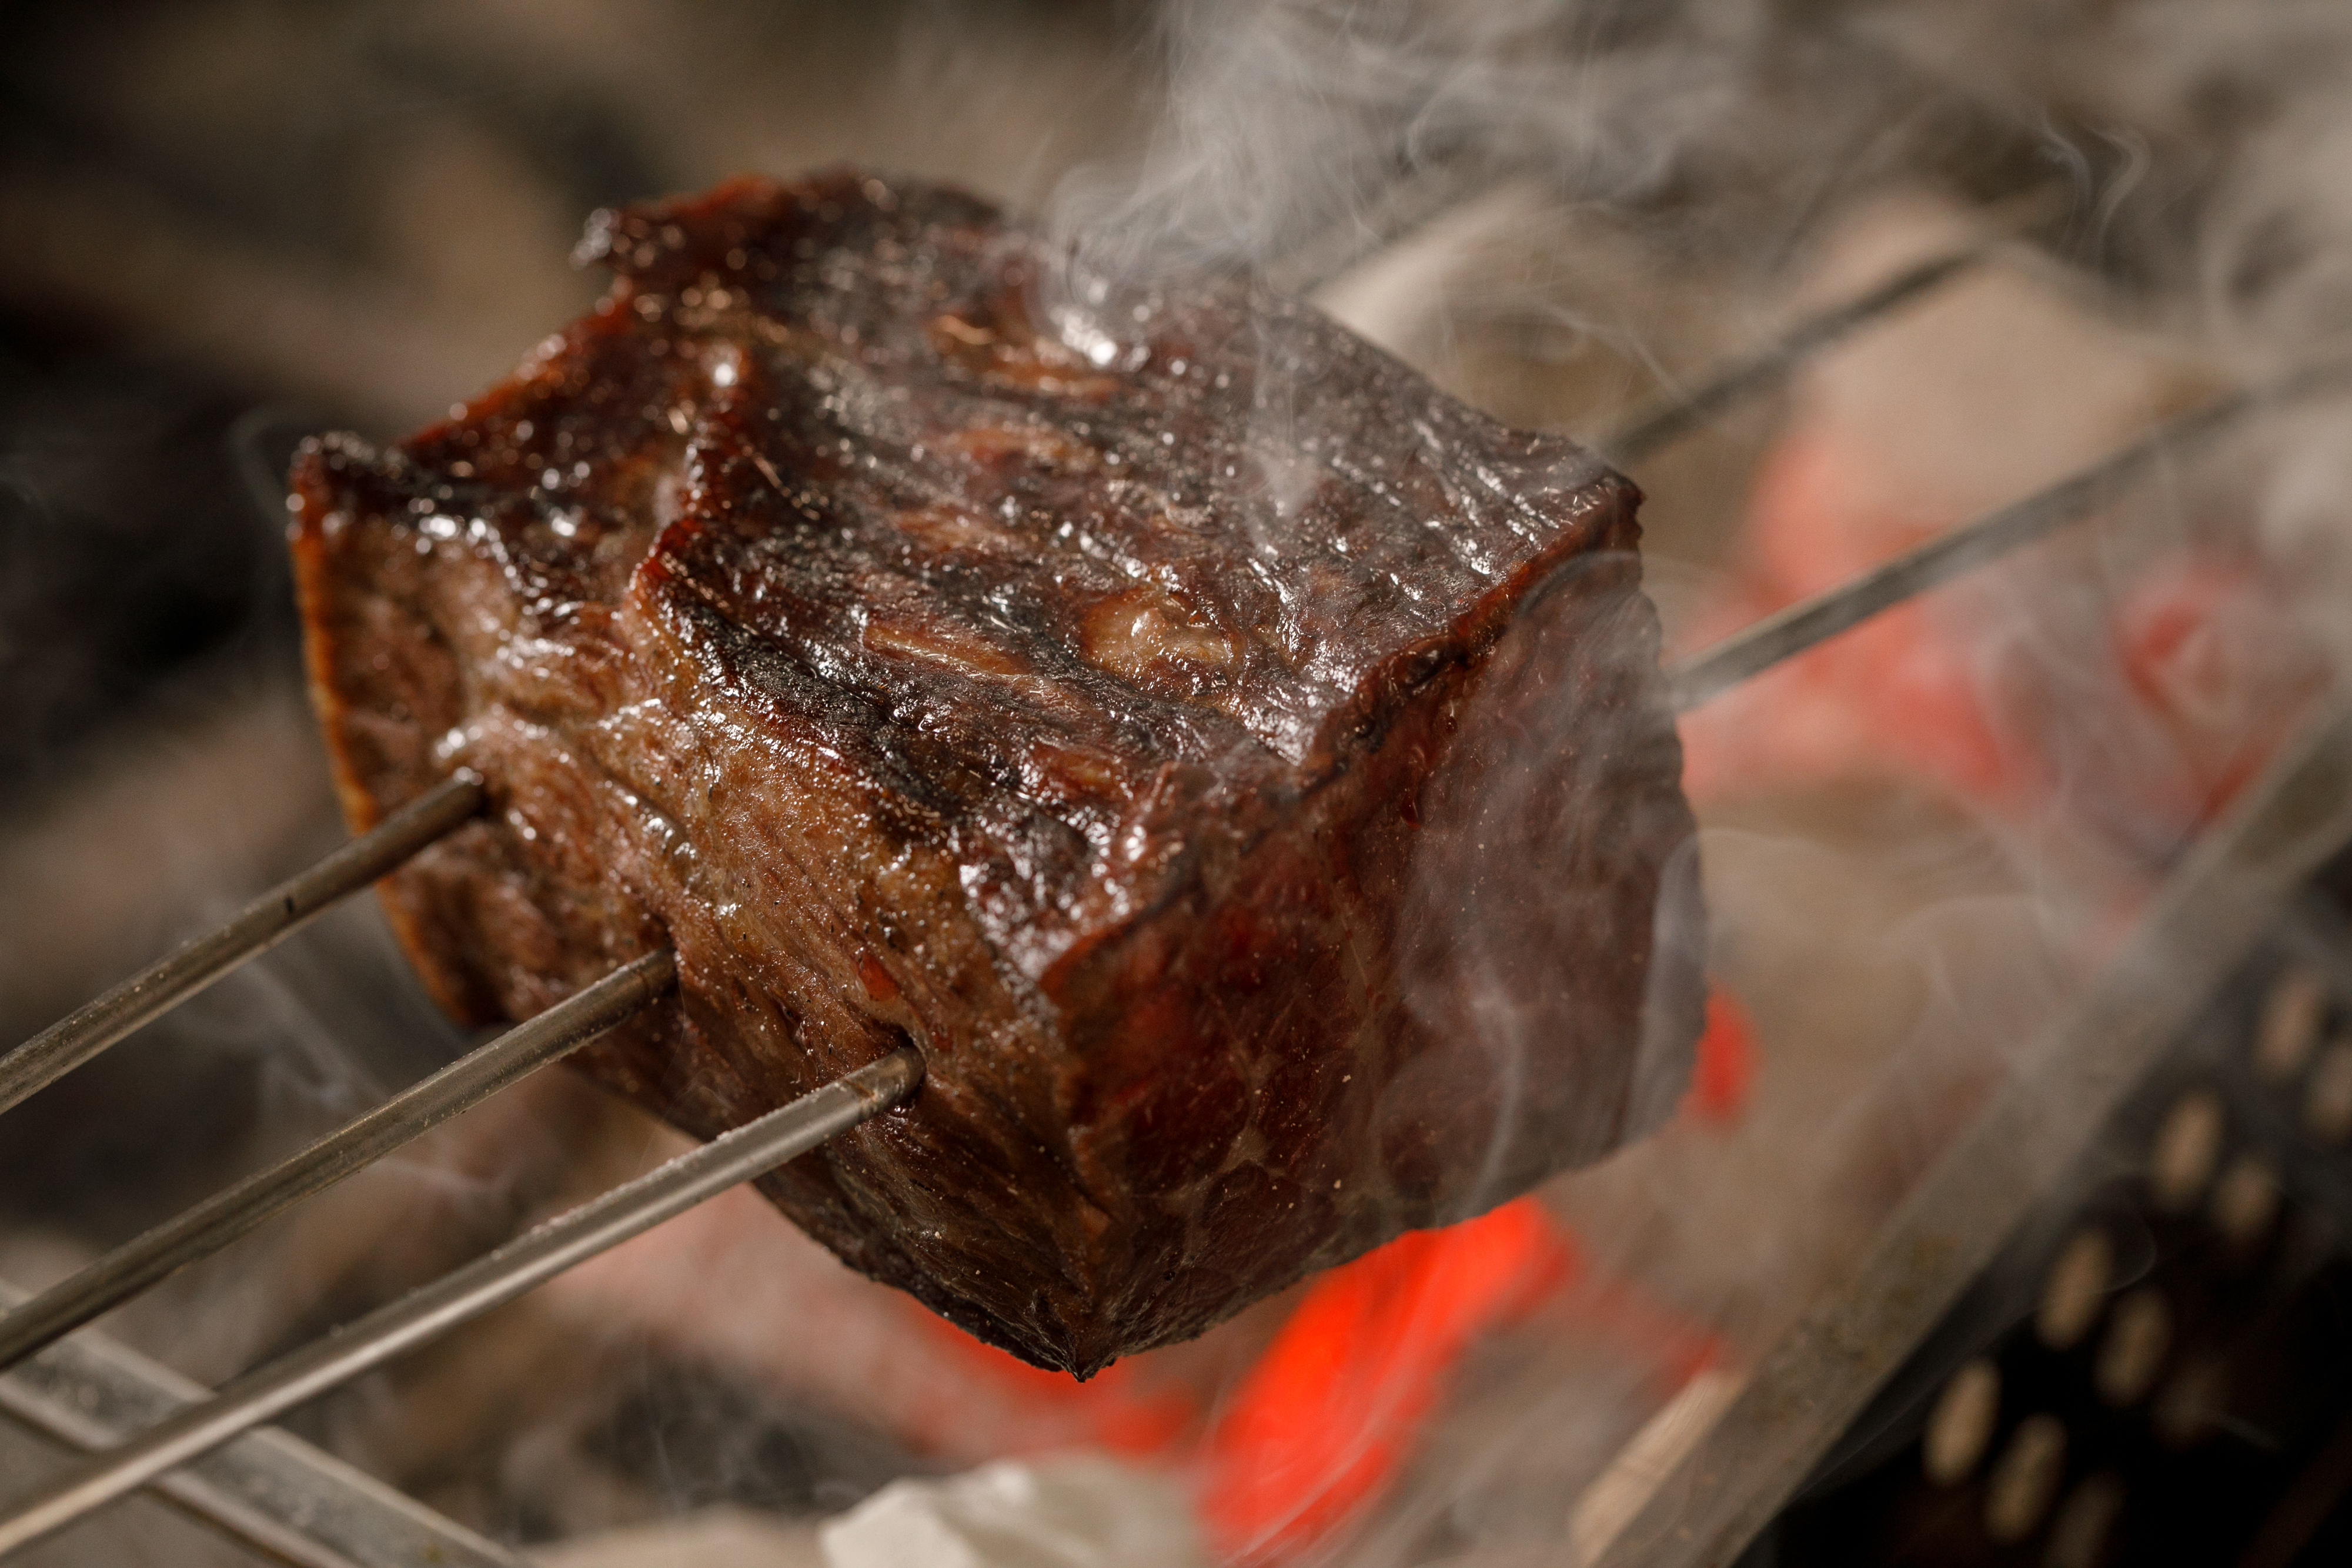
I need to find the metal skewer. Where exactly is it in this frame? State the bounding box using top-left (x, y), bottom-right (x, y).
top-left (0, 1042), bottom-right (923, 1560)
top-left (1666, 357), bottom-right (2352, 713)
top-left (0, 1276), bottom-right (524, 1568)
top-left (0, 948), bottom-right (676, 1379)
top-left (0, 770), bottom-right (486, 1118)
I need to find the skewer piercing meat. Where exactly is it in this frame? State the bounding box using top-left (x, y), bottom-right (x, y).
top-left (289, 169), bottom-right (1705, 1376)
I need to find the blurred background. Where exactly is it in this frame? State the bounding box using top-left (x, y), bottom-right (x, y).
top-left (4, 2), bottom-right (2351, 1564)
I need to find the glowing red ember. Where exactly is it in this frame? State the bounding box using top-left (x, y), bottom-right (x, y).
top-left (1196, 1196), bottom-right (1573, 1563)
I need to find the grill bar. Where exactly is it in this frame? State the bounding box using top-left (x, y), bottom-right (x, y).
top-left (1587, 700), bottom-right (2352, 1568)
top-left (1666, 359), bottom-right (2352, 712)
top-left (1603, 244), bottom-right (1986, 465)
top-left (0, 948), bottom-right (676, 1379)
top-left (0, 1277), bottom-right (524, 1568)
top-left (0, 1042), bottom-right (923, 1560)
top-left (0, 770), bottom-right (486, 1117)
top-left (1598, 183), bottom-right (2067, 464)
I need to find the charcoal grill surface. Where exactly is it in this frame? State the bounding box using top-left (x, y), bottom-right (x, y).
top-left (1591, 703), bottom-right (2352, 1568)
top-left (1766, 844), bottom-right (2352, 1566)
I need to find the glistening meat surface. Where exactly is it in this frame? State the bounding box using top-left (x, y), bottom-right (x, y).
top-left (289, 169), bottom-right (1704, 1376)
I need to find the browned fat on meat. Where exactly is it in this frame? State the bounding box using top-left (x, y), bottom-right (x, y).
top-left (289, 170), bottom-right (1705, 1377)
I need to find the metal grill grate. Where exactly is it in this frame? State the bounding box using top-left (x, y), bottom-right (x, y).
top-left (1578, 701), bottom-right (2352, 1568)
top-left (1766, 854), bottom-right (2352, 1566)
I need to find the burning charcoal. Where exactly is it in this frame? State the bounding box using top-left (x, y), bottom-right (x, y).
top-left (289, 169), bottom-right (1702, 1376)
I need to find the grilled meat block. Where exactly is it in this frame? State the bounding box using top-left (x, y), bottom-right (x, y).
top-left (290, 169), bottom-right (1703, 1376)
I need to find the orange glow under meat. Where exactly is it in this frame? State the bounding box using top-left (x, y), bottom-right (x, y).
top-left (890, 994), bottom-right (1755, 1562)
top-left (1685, 988), bottom-right (1758, 1125)
top-left (1197, 1196), bottom-right (1576, 1563)
top-left (895, 1306), bottom-right (1199, 1458)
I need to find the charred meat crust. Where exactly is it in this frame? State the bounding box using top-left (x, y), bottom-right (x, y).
top-left (289, 168), bottom-right (1702, 1376)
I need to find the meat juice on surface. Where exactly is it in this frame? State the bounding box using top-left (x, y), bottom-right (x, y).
top-left (289, 169), bottom-right (1704, 1378)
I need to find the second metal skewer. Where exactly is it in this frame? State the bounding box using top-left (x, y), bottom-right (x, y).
top-left (0, 770), bottom-right (486, 1118)
top-left (0, 1042), bottom-right (924, 1560)
top-left (0, 949), bottom-right (676, 1378)
top-left (1666, 357), bottom-right (2352, 713)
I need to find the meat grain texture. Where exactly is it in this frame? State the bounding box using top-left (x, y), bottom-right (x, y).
top-left (290, 170), bottom-right (1704, 1376)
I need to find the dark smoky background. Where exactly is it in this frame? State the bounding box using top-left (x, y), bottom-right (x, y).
top-left (5, 1), bottom-right (2351, 1564)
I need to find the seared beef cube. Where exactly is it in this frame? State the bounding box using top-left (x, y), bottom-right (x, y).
top-left (290, 169), bottom-right (1703, 1376)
